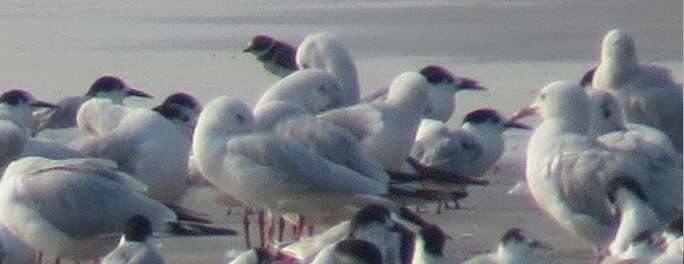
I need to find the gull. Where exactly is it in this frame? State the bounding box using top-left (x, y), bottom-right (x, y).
top-left (365, 65), bottom-right (486, 122)
top-left (317, 72), bottom-right (429, 172)
top-left (76, 100), bottom-right (193, 203)
top-left (319, 72), bottom-right (486, 187)
top-left (35, 76), bottom-right (152, 133)
top-left (297, 32), bottom-right (359, 106)
top-left (510, 81), bottom-right (682, 257)
top-left (411, 108), bottom-right (529, 177)
top-left (253, 69), bottom-right (345, 115)
top-left (462, 228), bottom-right (548, 264)
top-left (0, 156), bottom-right (235, 262)
top-left (587, 89), bottom-right (682, 170)
top-left (243, 35), bottom-right (298, 78)
top-left (591, 29), bottom-right (683, 151)
top-left (192, 96), bottom-right (392, 246)
top-left (0, 223), bottom-right (37, 264)
top-left (411, 224), bottom-right (447, 264)
top-left (102, 215), bottom-right (165, 264)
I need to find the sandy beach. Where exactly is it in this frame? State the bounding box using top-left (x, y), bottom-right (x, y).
top-left (0, 0), bottom-right (681, 263)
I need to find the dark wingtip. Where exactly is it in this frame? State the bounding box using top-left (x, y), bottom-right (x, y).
top-left (123, 215), bottom-right (153, 242)
top-left (606, 176), bottom-right (648, 204)
top-left (164, 203), bottom-right (211, 224)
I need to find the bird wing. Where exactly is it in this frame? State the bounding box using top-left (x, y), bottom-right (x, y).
top-left (13, 158), bottom-right (170, 239)
top-left (317, 104), bottom-right (383, 143)
top-left (76, 98), bottom-right (131, 136)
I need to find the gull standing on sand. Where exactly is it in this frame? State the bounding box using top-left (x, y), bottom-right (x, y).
top-left (510, 81), bottom-right (682, 257)
top-left (243, 35), bottom-right (298, 78)
top-left (0, 156), bottom-right (235, 262)
top-left (297, 32), bottom-right (360, 106)
top-left (76, 100), bottom-right (194, 203)
top-left (102, 215), bottom-right (165, 264)
top-left (35, 76), bottom-right (152, 133)
top-left (192, 97), bottom-right (391, 246)
top-left (591, 29), bottom-right (683, 151)
top-left (462, 228), bottom-right (548, 264)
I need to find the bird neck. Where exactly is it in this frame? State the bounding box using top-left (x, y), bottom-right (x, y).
top-left (426, 86), bottom-right (455, 121)
top-left (0, 105), bottom-right (34, 135)
top-left (192, 122), bottom-right (229, 180)
top-left (596, 57), bottom-right (636, 89)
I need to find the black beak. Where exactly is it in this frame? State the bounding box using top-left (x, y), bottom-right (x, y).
top-left (125, 88), bottom-right (153, 98)
top-left (30, 100), bottom-right (58, 108)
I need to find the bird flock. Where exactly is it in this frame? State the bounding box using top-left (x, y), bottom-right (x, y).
top-left (0, 28), bottom-right (680, 264)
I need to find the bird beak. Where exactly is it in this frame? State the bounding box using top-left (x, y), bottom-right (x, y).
top-left (503, 120), bottom-right (531, 130)
top-left (125, 87), bottom-right (153, 98)
top-left (456, 84), bottom-right (487, 91)
top-left (243, 42), bottom-right (255, 53)
top-left (510, 106), bottom-right (538, 122)
top-left (29, 100), bottom-right (58, 109)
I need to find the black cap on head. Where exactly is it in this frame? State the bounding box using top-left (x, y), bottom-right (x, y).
top-left (501, 227), bottom-right (526, 245)
top-left (334, 239), bottom-right (383, 264)
top-left (419, 224), bottom-right (447, 256)
top-left (0, 89), bottom-right (33, 105)
top-left (419, 65), bottom-right (455, 84)
top-left (665, 218), bottom-right (683, 237)
top-left (153, 104), bottom-right (188, 122)
top-left (463, 108), bottom-right (503, 125)
top-left (244, 35), bottom-right (275, 53)
top-left (123, 215), bottom-right (153, 242)
top-left (606, 176), bottom-right (648, 204)
top-left (349, 205), bottom-right (390, 237)
top-left (86, 76), bottom-right (126, 97)
top-left (162, 92), bottom-right (200, 110)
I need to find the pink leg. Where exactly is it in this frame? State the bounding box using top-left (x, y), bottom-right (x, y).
top-left (266, 212), bottom-right (276, 246)
top-left (306, 224), bottom-right (314, 237)
top-left (258, 210), bottom-right (265, 248)
top-left (277, 216), bottom-right (285, 242)
top-left (243, 207), bottom-right (252, 249)
top-left (55, 256), bottom-right (61, 264)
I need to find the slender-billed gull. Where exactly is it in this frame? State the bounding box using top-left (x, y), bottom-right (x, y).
top-left (0, 156), bottom-right (235, 262)
top-left (510, 81), bottom-right (682, 257)
top-left (102, 215), bottom-right (165, 264)
top-left (254, 69), bottom-right (345, 115)
top-left (591, 29), bottom-right (683, 151)
top-left (0, 89), bottom-right (57, 135)
top-left (297, 32), bottom-right (359, 106)
top-left (244, 35), bottom-right (298, 78)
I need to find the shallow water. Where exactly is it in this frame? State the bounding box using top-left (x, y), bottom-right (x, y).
top-left (0, 0), bottom-right (681, 263)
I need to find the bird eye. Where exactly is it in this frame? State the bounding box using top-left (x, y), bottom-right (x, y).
top-left (236, 114), bottom-right (245, 123)
top-left (301, 63), bottom-right (309, 69)
top-left (539, 93), bottom-right (546, 100)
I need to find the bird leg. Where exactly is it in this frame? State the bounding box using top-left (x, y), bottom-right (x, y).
top-left (243, 207), bottom-right (252, 249)
top-left (277, 216), bottom-right (285, 242)
top-left (258, 209), bottom-right (266, 248)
